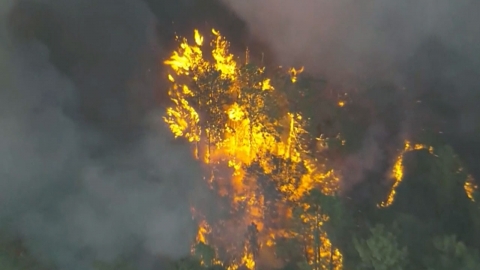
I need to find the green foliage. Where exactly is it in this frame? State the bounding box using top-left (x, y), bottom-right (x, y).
top-left (423, 235), bottom-right (480, 270)
top-left (289, 189), bottom-right (345, 270)
top-left (304, 190), bottom-right (362, 268)
top-left (175, 256), bottom-right (204, 270)
top-left (304, 190), bottom-right (349, 236)
top-left (388, 213), bottom-right (439, 268)
top-left (193, 242), bottom-right (216, 267)
top-left (431, 146), bottom-right (464, 202)
top-left (353, 224), bottom-right (409, 270)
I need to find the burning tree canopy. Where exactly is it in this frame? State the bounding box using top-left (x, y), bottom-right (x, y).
top-left (2, 22), bottom-right (478, 270)
top-left (3, 1), bottom-right (480, 270)
top-left (163, 28), bottom-right (343, 269)
top-left (162, 28), bottom-right (480, 270)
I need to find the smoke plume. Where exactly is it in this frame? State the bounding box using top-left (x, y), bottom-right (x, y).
top-left (0, 0), bottom-right (205, 269)
top-left (220, 0), bottom-right (479, 81)
top-left (220, 0), bottom-right (480, 183)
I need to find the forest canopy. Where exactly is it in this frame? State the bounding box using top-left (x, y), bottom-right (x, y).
top-left (1, 2), bottom-right (480, 270)
top-left (159, 29), bottom-right (479, 270)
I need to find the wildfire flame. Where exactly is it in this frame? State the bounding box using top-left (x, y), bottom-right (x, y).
top-left (380, 141), bottom-right (434, 207)
top-left (161, 28), bottom-right (478, 270)
top-left (380, 141), bottom-right (477, 207)
top-left (465, 175), bottom-right (477, 202)
top-left (163, 29), bottom-right (342, 269)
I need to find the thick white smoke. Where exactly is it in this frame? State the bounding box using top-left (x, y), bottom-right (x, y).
top-left (0, 0), bottom-right (204, 269)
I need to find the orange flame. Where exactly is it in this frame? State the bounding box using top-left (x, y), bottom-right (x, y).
top-left (164, 29), bottom-right (342, 269)
top-left (380, 141), bottom-right (476, 207)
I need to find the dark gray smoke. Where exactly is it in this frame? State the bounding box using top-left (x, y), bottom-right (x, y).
top-left (0, 0), bottom-right (205, 269)
top-left (220, 0), bottom-right (479, 82)
top-left (220, 0), bottom-right (480, 183)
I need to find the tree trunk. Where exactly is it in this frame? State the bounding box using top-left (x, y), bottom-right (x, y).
top-left (329, 242), bottom-right (334, 270)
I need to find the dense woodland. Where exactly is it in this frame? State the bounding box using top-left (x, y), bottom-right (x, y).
top-left (2, 0), bottom-right (480, 270)
top-left (2, 26), bottom-right (480, 270)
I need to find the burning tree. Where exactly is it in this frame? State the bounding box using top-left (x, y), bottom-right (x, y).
top-left (379, 140), bottom-right (477, 208)
top-left (161, 27), bottom-right (480, 270)
top-left (163, 29), bottom-right (343, 269)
